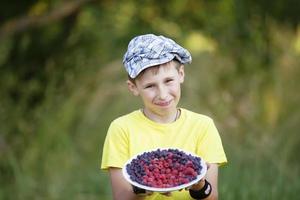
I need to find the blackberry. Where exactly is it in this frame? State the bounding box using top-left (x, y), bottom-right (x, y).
top-left (125, 148), bottom-right (203, 188)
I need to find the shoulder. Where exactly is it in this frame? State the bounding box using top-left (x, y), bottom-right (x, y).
top-left (106, 110), bottom-right (141, 136)
top-left (181, 108), bottom-right (214, 123)
top-left (111, 110), bottom-right (141, 125)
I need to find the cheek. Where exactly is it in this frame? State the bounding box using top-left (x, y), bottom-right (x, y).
top-left (170, 83), bottom-right (181, 94)
top-left (141, 91), bottom-right (155, 101)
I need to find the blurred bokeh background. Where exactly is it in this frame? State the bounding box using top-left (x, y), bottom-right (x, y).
top-left (1, 0), bottom-right (300, 199)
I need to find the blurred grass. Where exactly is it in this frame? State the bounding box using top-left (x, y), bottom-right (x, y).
top-left (1, 24), bottom-right (300, 200)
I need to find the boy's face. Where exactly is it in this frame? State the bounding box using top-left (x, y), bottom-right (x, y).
top-left (127, 61), bottom-right (185, 116)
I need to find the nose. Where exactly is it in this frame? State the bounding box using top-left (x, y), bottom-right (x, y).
top-left (158, 85), bottom-right (168, 100)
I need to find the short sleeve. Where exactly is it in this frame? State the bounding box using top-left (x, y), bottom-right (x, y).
top-left (196, 119), bottom-right (227, 165)
top-left (100, 120), bottom-right (129, 170)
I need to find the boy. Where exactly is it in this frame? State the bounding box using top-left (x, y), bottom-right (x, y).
top-left (101, 34), bottom-right (227, 200)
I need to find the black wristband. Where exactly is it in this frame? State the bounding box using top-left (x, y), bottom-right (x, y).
top-left (132, 185), bottom-right (146, 195)
top-left (189, 179), bottom-right (212, 199)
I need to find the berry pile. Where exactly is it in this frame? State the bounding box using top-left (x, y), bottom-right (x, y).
top-left (126, 149), bottom-right (203, 188)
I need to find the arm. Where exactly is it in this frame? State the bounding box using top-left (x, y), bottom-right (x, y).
top-left (109, 167), bottom-right (147, 200)
top-left (190, 163), bottom-right (219, 200)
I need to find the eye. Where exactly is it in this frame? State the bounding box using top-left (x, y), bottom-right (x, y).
top-left (144, 84), bottom-right (154, 89)
top-left (165, 79), bottom-right (174, 83)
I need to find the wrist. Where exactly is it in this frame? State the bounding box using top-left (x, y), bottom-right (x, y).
top-left (190, 179), bottom-right (206, 191)
top-left (189, 179), bottom-right (212, 199)
top-left (132, 185), bottom-right (146, 196)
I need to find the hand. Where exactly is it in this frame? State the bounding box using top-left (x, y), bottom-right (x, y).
top-left (160, 192), bottom-right (172, 196)
top-left (189, 178), bottom-right (206, 191)
top-left (132, 185), bottom-right (153, 196)
top-left (132, 185), bottom-right (173, 197)
top-left (186, 162), bottom-right (211, 191)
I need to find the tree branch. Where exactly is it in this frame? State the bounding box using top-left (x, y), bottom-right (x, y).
top-left (0, 0), bottom-right (93, 39)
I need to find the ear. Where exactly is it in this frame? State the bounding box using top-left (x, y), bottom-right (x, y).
top-left (178, 65), bottom-right (185, 83)
top-left (127, 80), bottom-right (139, 96)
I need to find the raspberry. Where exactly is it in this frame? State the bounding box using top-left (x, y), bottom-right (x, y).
top-left (125, 148), bottom-right (203, 188)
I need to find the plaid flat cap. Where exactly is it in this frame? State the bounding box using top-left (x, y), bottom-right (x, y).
top-left (123, 34), bottom-right (192, 78)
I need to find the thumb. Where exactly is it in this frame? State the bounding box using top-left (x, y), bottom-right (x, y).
top-left (206, 162), bottom-right (211, 170)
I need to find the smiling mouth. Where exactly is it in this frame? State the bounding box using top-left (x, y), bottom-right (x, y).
top-left (155, 100), bottom-right (172, 107)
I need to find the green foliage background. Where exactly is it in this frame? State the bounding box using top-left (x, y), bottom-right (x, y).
top-left (1, 0), bottom-right (300, 199)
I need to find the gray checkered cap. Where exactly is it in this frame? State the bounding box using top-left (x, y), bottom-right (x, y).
top-left (123, 34), bottom-right (192, 78)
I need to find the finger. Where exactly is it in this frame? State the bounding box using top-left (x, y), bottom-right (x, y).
top-left (162, 192), bottom-right (171, 196)
top-left (206, 162), bottom-right (211, 169)
top-left (146, 191), bottom-right (153, 196)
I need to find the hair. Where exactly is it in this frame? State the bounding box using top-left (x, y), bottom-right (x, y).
top-left (127, 59), bottom-right (182, 84)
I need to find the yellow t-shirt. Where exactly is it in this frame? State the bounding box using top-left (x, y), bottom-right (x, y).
top-left (101, 108), bottom-right (227, 200)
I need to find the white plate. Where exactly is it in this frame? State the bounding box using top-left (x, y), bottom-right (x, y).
top-left (122, 148), bottom-right (207, 193)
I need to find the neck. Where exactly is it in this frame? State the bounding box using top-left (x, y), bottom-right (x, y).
top-left (142, 108), bottom-right (180, 123)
